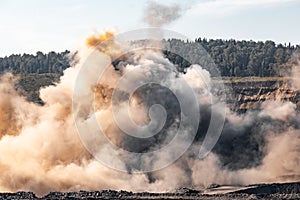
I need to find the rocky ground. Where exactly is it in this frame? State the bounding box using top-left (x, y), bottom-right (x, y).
top-left (1, 182), bottom-right (299, 199)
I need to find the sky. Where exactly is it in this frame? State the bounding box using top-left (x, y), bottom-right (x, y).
top-left (0, 0), bottom-right (299, 56)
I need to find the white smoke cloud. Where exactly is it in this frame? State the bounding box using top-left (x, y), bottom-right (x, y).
top-left (144, 1), bottom-right (182, 27)
top-left (259, 100), bottom-right (296, 121)
top-left (291, 57), bottom-right (300, 90)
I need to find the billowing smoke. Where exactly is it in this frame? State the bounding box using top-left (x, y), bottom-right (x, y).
top-left (0, 29), bottom-right (299, 196)
top-left (0, 3), bottom-right (299, 197)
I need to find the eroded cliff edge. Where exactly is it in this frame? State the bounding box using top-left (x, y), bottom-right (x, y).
top-left (212, 78), bottom-right (300, 112)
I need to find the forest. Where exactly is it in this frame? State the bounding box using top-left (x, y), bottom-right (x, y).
top-left (0, 38), bottom-right (299, 77)
top-left (165, 38), bottom-right (299, 77)
top-left (0, 50), bottom-right (72, 74)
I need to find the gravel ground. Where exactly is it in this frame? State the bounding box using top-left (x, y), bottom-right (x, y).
top-left (0, 182), bottom-right (299, 200)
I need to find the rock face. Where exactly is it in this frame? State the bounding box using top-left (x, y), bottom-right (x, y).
top-left (212, 80), bottom-right (300, 112)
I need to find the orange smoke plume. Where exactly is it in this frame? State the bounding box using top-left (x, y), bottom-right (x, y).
top-left (85, 31), bottom-right (122, 59)
top-left (86, 31), bottom-right (114, 48)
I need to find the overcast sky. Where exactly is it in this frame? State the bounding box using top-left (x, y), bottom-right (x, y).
top-left (0, 0), bottom-right (299, 56)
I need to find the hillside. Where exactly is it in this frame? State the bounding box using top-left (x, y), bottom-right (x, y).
top-left (1, 38), bottom-right (298, 108)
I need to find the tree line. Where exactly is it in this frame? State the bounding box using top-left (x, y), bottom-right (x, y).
top-left (0, 39), bottom-right (299, 77)
top-left (0, 50), bottom-right (71, 74)
top-left (164, 38), bottom-right (299, 77)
